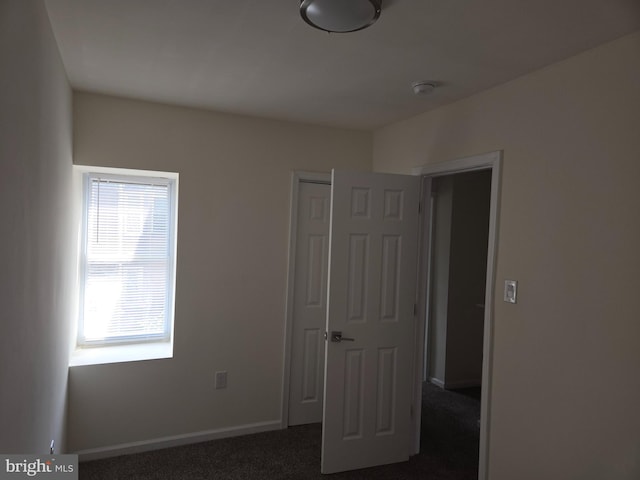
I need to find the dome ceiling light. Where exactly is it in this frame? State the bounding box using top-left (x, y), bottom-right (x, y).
top-left (300, 0), bottom-right (382, 33)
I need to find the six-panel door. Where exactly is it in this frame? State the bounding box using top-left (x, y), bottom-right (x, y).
top-left (289, 181), bottom-right (331, 426)
top-left (322, 170), bottom-right (420, 474)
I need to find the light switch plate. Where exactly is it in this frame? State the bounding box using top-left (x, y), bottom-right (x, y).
top-left (504, 280), bottom-right (517, 304)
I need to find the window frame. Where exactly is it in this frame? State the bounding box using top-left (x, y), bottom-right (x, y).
top-left (71, 166), bottom-right (179, 366)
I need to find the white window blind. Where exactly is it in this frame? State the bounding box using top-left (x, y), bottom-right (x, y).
top-left (79, 173), bottom-right (176, 346)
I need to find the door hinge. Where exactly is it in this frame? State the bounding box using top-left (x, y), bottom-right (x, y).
top-left (413, 304), bottom-right (417, 316)
top-left (410, 404), bottom-right (414, 419)
top-left (418, 201), bottom-right (422, 214)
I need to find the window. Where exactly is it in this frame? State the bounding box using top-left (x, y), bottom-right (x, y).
top-left (72, 167), bottom-right (178, 366)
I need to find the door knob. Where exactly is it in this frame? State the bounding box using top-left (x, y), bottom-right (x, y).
top-left (330, 331), bottom-right (355, 343)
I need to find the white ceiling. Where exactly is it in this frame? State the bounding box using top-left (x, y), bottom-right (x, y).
top-left (45, 0), bottom-right (640, 130)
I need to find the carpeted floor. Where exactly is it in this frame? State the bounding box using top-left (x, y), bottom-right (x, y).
top-left (80, 383), bottom-right (480, 479)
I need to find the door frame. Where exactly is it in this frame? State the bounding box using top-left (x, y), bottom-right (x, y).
top-left (411, 150), bottom-right (502, 480)
top-left (281, 171), bottom-right (331, 429)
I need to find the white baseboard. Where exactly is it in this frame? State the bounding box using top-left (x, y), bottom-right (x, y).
top-left (75, 420), bottom-right (283, 461)
top-left (427, 377), bottom-right (445, 388)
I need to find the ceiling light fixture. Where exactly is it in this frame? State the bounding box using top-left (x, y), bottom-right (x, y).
top-left (412, 81), bottom-right (437, 95)
top-left (300, 0), bottom-right (381, 33)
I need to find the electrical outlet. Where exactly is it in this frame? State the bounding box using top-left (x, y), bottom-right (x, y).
top-left (215, 371), bottom-right (227, 389)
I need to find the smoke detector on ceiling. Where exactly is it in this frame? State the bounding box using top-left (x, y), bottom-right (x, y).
top-left (412, 81), bottom-right (437, 95)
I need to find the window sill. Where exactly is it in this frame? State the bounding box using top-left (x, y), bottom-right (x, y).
top-left (69, 341), bottom-right (173, 367)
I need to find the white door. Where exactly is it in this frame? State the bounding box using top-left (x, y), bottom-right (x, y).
top-left (321, 170), bottom-right (420, 474)
top-left (289, 181), bottom-right (331, 425)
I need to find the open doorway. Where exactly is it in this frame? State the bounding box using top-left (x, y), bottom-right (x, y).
top-left (418, 168), bottom-right (492, 478)
top-left (424, 169), bottom-right (491, 391)
top-left (412, 151), bottom-right (501, 480)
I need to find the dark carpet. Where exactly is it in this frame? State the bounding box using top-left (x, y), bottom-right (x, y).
top-left (80, 383), bottom-right (480, 479)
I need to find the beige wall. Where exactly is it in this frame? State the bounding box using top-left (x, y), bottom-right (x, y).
top-left (0, 0), bottom-right (74, 453)
top-left (374, 32), bottom-right (640, 479)
top-left (68, 92), bottom-right (371, 451)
